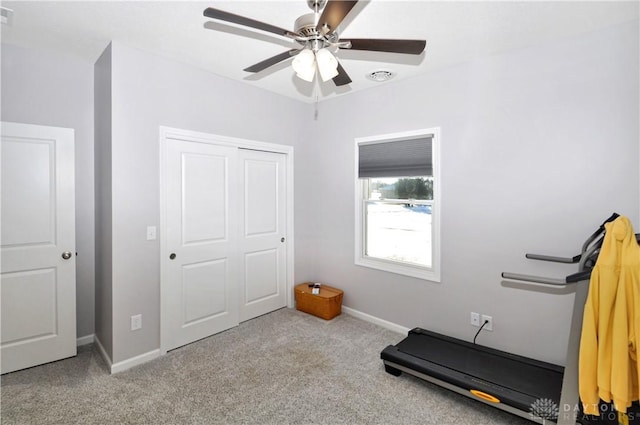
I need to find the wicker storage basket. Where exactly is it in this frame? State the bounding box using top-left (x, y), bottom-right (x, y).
top-left (294, 283), bottom-right (343, 320)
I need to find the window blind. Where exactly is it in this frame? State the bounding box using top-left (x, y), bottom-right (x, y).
top-left (358, 136), bottom-right (433, 178)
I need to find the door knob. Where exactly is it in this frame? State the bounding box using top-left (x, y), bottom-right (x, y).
top-left (169, 253), bottom-right (176, 260)
top-left (281, 237), bottom-right (285, 243)
top-left (62, 252), bottom-right (72, 260)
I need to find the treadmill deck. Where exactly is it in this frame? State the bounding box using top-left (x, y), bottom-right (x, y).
top-left (381, 328), bottom-right (564, 414)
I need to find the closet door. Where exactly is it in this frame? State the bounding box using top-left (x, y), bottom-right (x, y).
top-left (238, 149), bottom-right (287, 322)
top-left (163, 139), bottom-right (239, 351)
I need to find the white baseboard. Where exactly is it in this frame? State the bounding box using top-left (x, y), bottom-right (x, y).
top-left (111, 349), bottom-right (161, 374)
top-left (342, 306), bottom-right (410, 335)
top-left (76, 334), bottom-right (95, 347)
top-left (88, 307), bottom-right (403, 374)
top-left (93, 335), bottom-right (113, 371)
top-left (93, 335), bottom-right (160, 374)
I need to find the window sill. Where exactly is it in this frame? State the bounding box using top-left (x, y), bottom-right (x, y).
top-left (355, 256), bottom-right (440, 282)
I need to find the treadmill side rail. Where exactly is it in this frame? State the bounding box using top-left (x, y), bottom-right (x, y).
top-left (501, 272), bottom-right (568, 286)
top-left (525, 253), bottom-right (581, 263)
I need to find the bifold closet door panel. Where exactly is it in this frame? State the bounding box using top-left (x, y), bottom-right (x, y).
top-left (238, 149), bottom-right (287, 322)
top-left (163, 139), bottom-right (239, 351)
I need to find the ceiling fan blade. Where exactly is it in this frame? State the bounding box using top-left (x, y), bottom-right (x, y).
top-left (332, 62), bottom-right (352, 86)
top-left (243, 49), bottom-right (299, 73)
top-left (204, 7), bottom-right (299, 39)
top-left (341, 39), bottom-right (426, 55)
top-left (316, 0), bottom-right (358, 35)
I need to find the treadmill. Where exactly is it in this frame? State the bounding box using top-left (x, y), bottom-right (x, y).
top-left (381, 214), bottom-right (619, 425)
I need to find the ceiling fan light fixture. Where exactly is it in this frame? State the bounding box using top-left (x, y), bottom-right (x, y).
top-left (292, 48), bottom-right (316, 82)
top-left (296, 66), bottom-right (316, 82)
top-left (315, 48), bottom-right (339, 82)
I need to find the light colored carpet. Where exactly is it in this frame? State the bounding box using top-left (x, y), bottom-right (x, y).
top-left (1, 308), bottom-right (531, 424)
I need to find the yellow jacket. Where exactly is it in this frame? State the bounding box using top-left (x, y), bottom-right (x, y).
top-left (579, 216), bottom-right (640, 415)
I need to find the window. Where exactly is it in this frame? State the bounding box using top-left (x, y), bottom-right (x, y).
top-left (355, 129), bottom-right (440, 281)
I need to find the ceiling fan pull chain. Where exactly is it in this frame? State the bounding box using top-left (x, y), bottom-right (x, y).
top-left (313, 83), bottom-right (319, 120)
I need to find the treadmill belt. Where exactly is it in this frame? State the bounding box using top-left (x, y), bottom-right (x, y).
top-left (395, 329), bottom-right (564, 401)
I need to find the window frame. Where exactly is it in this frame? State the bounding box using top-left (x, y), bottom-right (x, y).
top-left (354, 128), bottom-right (441, 282)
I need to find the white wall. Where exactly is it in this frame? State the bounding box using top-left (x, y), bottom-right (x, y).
top-left (105, 42), bottom-right (310, 363)
top-left (298, 20), bottom-right (639, 365)
top-left (94, 44), bottom-right (114, 358)
top-left (2, 18), bottom-right (638, 369)
top-left (1, 44), bottom-right (96, 340)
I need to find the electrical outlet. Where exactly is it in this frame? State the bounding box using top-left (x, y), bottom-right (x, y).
top-left (1, 7), bottom-right (14, 26)
top-left (481, 314), bottom-right (493, 331)
top-left (470, 312), bottom-right (480, 327)
top-left (131, 314), bottom-right (142, 331)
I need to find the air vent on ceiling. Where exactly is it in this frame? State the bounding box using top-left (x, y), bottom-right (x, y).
top-left (366, 70), bottom-right (396, 82)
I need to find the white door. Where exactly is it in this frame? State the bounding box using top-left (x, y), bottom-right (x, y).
top-left (238, 149), bottom-right (287, 322)
top-left (1, 122), bottom-right (76, 374)
top-left (163, 139), bottom-right (239, 351)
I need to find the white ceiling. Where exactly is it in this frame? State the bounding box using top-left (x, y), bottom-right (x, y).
top-left (2, 1), bottom-right (638, 103)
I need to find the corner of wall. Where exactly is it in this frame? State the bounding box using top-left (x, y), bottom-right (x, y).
top-left (94, 43), bottom-right (114, 360)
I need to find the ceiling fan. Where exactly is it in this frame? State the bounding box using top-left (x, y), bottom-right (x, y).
top-left (203, 0), bottom-right (426, 86)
